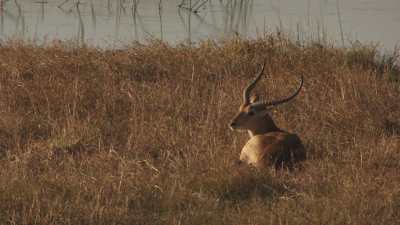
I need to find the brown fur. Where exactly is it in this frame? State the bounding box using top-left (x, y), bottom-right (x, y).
top-left (230, 94), bottom-right (306, 169)
top-left (240, 131), bottom-right (306, 169)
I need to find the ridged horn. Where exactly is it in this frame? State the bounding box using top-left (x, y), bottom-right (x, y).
top-left (242, 61), bottom-right (266, 104)
top-left (253, 75), bottom-right (303, 108)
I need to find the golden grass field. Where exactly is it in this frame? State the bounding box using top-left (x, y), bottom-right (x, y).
top-left (0, 36), bottom-right (399, 225)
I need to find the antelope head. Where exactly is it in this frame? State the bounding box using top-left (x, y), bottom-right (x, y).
top-left (229, 63), bottom-right (304, 136)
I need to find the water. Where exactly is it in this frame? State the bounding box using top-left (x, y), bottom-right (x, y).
top-left (0, 0), bottom-right (399, 51)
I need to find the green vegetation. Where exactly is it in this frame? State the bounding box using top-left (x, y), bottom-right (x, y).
top-left (0, 36), bottom-right (399, 224)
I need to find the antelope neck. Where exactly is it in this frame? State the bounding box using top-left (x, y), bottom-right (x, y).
top-left (248, 115), bottom-right (281, 137)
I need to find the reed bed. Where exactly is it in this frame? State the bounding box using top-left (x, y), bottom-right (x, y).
top-left (0, 36), bottom-right (399, 225)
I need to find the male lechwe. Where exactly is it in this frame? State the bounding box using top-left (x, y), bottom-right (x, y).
top-left (230, 63), bottom-right (306, 169)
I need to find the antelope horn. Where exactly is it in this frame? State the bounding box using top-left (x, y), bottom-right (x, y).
top-left (253, 75), bottom-right (304, 108)
top-left (242, 61), bottom-right (266, 104)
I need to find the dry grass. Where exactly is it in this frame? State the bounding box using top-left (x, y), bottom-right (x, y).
top-left (0, 36), bottom-right (399, 225)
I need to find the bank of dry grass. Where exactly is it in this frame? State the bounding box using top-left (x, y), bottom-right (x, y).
top-left (0, 37), bottom-right (399, 225)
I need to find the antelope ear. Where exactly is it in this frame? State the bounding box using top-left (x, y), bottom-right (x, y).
top-left (249, 94), bottom-right (259, 103)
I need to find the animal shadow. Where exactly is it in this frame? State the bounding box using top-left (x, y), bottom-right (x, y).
top-left (219, 164), bottom-right (292, 202)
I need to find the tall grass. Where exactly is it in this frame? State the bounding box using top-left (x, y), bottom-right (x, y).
top-left (0, 36), bottom-right (399, 225)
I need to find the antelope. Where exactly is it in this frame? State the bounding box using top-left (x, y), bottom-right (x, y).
top-left (230, 63), bottom-right (306, 170)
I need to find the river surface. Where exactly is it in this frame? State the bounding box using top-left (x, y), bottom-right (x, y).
top-left (0, 0), bottom-right (399, 51)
